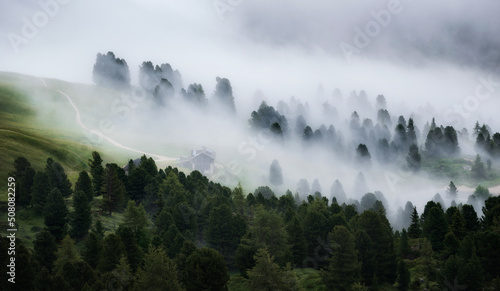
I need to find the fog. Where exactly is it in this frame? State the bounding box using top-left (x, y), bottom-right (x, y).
top-left (1, 0), bottom-right (500, 227)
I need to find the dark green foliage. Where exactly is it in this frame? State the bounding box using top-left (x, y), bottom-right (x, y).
top-left (357, 211), bottom-right (397, 284)
top-left (59, 260), bottom-right (97, 290)
top-left (471, 154), bottom-right (486, 179)
top-left (406, 143), bottom-right (421, 171)
top-left (422, 205), bottom-right (449, 251)
top-left (286, 215), bottom-right (307, 266)
top-left (482, 196), bottom-right (500, 230)
top-left (269, 159), bottom-right (283, 188)
top-left (134, 247), bottom-right (183, 291)
top-left (45, 158), bottom-right (73, 197)
top-left (101, 163), bottom-right (126, 215)
top-left (34, 230), bottom-right (58, 271)
top-left (249, 101), bottom-right (288, 133)
top-left (450, 209), bottom-right (466, 240)
top-left (44, 188), bottom-right (68, 240)
top-left (75, 171), bottom-right (93, 202)
top-left (355, 230), bottom-right (376, 286)
top-left (98, 233), bottom-right (125, 273)
top-left (92, 51), bottom-right (130, 88)
top-left (461, 204), bottom-right (479, 232)
top-left (31, 171), bottom-right (51, 211)
top-left (9, 157), bottom-right (35, 206)
top-left (247, 248), bottom-right (300, 291)
top-left (397, 260), bottom-right (410, 291)
top-left (88, 151), bottom-right (104, 197)
top-left (206, 203), bottom-right (247, 266)
top-left (122, 200), bottom-right (149, 233)
top-left (116, 226), bottom-right (143, 273)
top-left (69, 190), bottom-right (92, 238)
top-left (183, 247), bottom-right (230, 291)
top-left (83, 232), bottom-right (102, 269)
top-left (399, 229), bottom-right (410, 258)
top-left (321, 225), bottom-right (361, 290)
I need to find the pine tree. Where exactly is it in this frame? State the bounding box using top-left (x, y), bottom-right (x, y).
top-left (34, 230), bottom-right (58, 271)
top-left (9, 157), bottom-right (35, 206)
top-left (83, 232), bottom-right (102, 269)
top-left (31, 171), bottom-right (51, 212)
top-left (406, 144), bottom-right (421, 172)
top-left (356, 144), bottom-right (372, 166)
top-left (88, 151), bottom-right (104, 197)
top-left (397, 260), bottom-right (410, 291)
top-left (53, 235), bottom-right (80, 275)
top-left (44, 188), bottom-right (68, 240)
top-left (354, 230), bottom-right (376, 286)
top-left (134, 247), bottom-right (183, 291)
top-left (116, 226), bottom-right (143, 273)
top-left (184, 247), bottom-right (230, 291)
top-left (269, 159), bottom-right (283, 189)
top-left (98, 233), bottom-right (125, 273)
top-left (400, 229), bottom-right (410, 258)
top-left (461, 204), bottom-right (479, 232)
top-left (45, 158), bottom-right (73, 197)
top-left (446, 181), bottom-right (458, 197)
top-left (321, 225), bottom-right (361, 289)
top-left (471, 154), bottom-right (486, 179)
top-left (69, 190), bottom-right (92, 238)
top-left (213, 76), bottom-right (236, 113)
top-left (286, 215), bottom-right (307, 266)
top-left (122, 201), bottom-right (149, 233)
top-left (408, 207), bottom-right (421, 238)
top-left (406, 118), bottom-right (417, 146)
top-left (247, 248), bottom-right (300, 291)
top-left (422, 206), bottom-right (449, 251)
top-left (101, 163), bottom-right (126, 215)
top-left (75, 171), bottom-right (93, 202)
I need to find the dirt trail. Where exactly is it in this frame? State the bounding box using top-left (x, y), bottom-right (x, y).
top-left (40, 78), bottom-right (177, 163)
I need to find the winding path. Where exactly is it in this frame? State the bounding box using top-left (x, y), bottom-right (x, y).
top-left (40, 77), bottom-right (177, 162)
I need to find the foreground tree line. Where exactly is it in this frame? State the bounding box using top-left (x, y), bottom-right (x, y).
top-left (2, 152), bottom-right (500, 290)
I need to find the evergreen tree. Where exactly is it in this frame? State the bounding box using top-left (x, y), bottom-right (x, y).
top-left (101, 163), bottom-right (126, 215)
top-left (355, 230), bottom-right (376, 286)
top-left (53, 235), bottom-right (80, 275)
top-left (206, 203), bottom-right (247, 266)
top-left (134, 247), bottom-right (183, 291)
top-left (422, 206), bottom-right (449, 251)
top-left (406, 144), bottom-right (421, 171)
top-left (88, 151), bottom-right (104, 197)
top-left (397, 260), bottom-right (410, 291)
top-left (31, 171), bottom-right (51, 211)
top-left (184, 247), bottom-right (230, 291)
top-left (34, 230), bottom-right (58, 271)
top-left (394, 123), bottom-right (408, 151)
top-left (356, 144), bottom-right (372, 167)
top-left (406, 118), bottom-right (417, 146)
top-left (122, 201), bottom-right (149, 233)
top-left (461, 204), bottom-right (479, 232)
top-left (9, 157), bottom-right (35, 206)
top-left (446, 181), bottom-right (458, 197)
top-left (286, 215), bottom-right (307, 266)
top-left (116, 226), bottom-right (143, 273)
top-left (69, 190), bottom-right (92, 238)
top-left (247, 248), bottom-right (301, 291)
top-left (269, 159), bottom-right (283, 189)
top-left (399, 229), bottom-right (410, 258)
top-left (321, 225), bottom-right (361, 290)
top-left (92, 51), bottom-right (130, 89)
top-left (83, 232), bottom-right (102, 269)
top-left (45, 158), bottom-right (73, 197)
top-left (44, 188), bottom-right (68, 240)
top-left (98, 233), bottom-right (125, 273)
top-left (75, 171), bottom-right (93, 202)
top-left (471, 154), bottom-right (486, 179)
top-left (213, 76), bottom-right (236, 113)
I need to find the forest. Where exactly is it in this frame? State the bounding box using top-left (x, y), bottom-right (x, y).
top-left (2, 150), bottom-right (500, 291)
